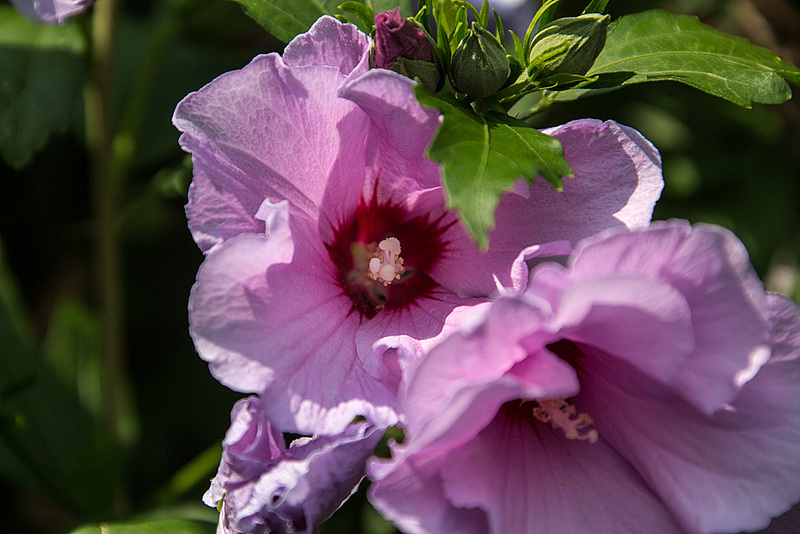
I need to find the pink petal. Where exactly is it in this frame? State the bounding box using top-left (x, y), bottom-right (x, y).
top-left (282, 16), bottom-right (371, 82)
top-left (577, 296), bottom-right (800, 534)
top-left (431, 119), bottom-right (663, 297)
top-left (439, 408), bottom-right (682, 534)
top-left (568, 221), bottom-right (771, 413)
top-left (174, 51), bottom-right (369, 250)
top-left (341, 69), bottom-right (443, 197)
top-left (553, 274), bottom-right (695, 384)
top-left (11, 0), bottom-right (94, 23)
top-left (368, 448), bottom-right (489, 534)
top-left (184, 157), bottom-right (266, 252)
top-left (354, 291), bottom-right (486, 383)
top-left (492, 119), bottom-right (663, 251)
top-left (209, 397), bottom-right (381, 533)
top-left (401, 297), bottom-right (579, 454)
top-left (189, 204), bottom-right (397, 434)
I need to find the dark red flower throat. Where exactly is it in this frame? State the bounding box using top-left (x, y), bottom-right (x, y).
top-left (326, 186), bottom-right (453, 319)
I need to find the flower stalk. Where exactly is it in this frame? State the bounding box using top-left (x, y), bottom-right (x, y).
top-left (84, 0), bottom-right (129, 515)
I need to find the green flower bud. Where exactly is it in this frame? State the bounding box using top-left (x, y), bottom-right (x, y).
top-left (450, 22), bottom-right (510, 99)
top-left (528, 13), bottom-right (611, 79)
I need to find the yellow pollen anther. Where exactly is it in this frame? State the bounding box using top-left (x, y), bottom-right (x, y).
top-left (368, 237), bottom-right (405, 285)
top-left (532, 399), bottom-right (598, 444)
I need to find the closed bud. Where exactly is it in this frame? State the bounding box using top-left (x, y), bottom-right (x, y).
top-left (450, 22), bottom-right (510, 98)
top-left (528, 13), bottom-right (610, 78)
top-left (373, 8), bottom-right (435, 69)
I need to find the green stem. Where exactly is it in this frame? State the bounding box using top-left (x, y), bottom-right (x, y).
top-left (84, 0), bottom-right (128, 516)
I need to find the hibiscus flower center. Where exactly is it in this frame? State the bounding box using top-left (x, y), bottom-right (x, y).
top-left (502, 339), bottom-right (598, 443)
top-left (368, 237), bottom-right (405, 285)
top-left (325, 191), bottom-right (453, 320)
top-left (531, 398), bottom-right (598, 443)
top-left (501, 398), bottom-right (598, 444)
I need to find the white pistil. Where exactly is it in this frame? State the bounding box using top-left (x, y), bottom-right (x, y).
top-left (532, 399), bottom-right (598, 444)
top-left (368, 237), bottom-right (405, 285)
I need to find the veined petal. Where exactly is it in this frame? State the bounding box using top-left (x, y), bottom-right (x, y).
top-left (189, 205), bottom-right (396, 434)
top-left (368, 448), bottom-right (489, 534)
top-left (175, 50), bottom-right (369, 251)
top-left (493, 119), bottom-right (663, 249)
top-left (577, 295), bottom-right (800, 534)
top-left (431, 119), bottom-right (663, 297)
top-left (567, 221), bottom-right (771, 413)
top-left (185, 155), bottom-right (267, 252)
top-left (282, 16), bottom-right (370, 82)
top-left (341, 69), bottom-right (443, 198)
top-left (439, 407), bottom-right (682, 534)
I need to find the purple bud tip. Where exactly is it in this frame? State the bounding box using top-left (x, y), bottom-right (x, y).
top-left (373, 8), bottom-right (434, 69)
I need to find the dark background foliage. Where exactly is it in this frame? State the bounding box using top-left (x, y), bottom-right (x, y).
top-left (0, 0), bottom-right (798, 532)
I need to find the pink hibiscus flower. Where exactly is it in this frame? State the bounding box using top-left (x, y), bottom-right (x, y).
top-left (173, 16), bottom-right (663, 435)
top-left (369, 220), bottom-right (800, 534)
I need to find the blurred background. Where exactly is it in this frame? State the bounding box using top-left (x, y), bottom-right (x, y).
top-left (0, 0), bottom-right (798, 532)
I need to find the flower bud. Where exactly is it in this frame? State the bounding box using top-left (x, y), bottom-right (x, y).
top-left (528, 13), bottom-right (610, 78)
top-left (450, 22), bottom-right (510, 98)
top-left (373, 8), bottom-right (434, 69)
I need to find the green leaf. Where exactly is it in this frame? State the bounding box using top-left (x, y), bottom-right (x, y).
top-left (68, 518), bottom-right (217, 534)
top-left (550, 9), bottom-right (800, 108)
top-left (0, 6), bottom-right (87, 168)
top-left (230, 0), bottom-right (414, 41)
top-left (42, 299), bottom-right (103, 421)
top-left (415, 87), bottom-right (572, 247)
top-left (69, 505), bottom-right (219, 534)
top-left (339, 2), bottom-right (376, 32)
top-left (583, 0), bottom-right (609, 14)
top-left (432, 0), bottom-right (460, 44)
top-left (0, 238), bottom-right (116, 515)
top-left (155, 442), bottom-right (223, 506)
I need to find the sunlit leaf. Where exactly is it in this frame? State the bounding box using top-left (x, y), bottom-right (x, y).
top-left (415, 87), bottom-right (572, 247)
top-left (583, 0), bottom-right (609, 14)
top-left (550, 9), bottom-right (800, 108)
top-left (230, 0), bottom-right (414, 41)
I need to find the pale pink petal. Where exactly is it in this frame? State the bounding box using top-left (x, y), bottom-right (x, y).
top-left (341, 69), bottom-right (443, 197)
top-left (440, 408), bottom-right (682, 534)
top-left (368, 448), bottom-right (489, 534)
top-left (184, 156), bottom-right (266, 252)
top-left (401, 297), bottom-right (579, 454)
top-left (282, 16), bottom-right (371, 82)
top-left (508, 240), bottom-right (572, 292)
top-left (189, 205), bottom-right (397, 434)
top-left (493, 119), bottom-right (663, 247)
top-left (553, 274), bottom-right (695, 384)
top-left (576, 297), bottom-right (800, 534)
top-left (431, 119), bottom-right (663, 297)
top-left (174, 51), bottom-right (369, 250)
top-left (354, 291), bottom-right (485, 382)
top-left (568, 221), bottom-right (771, 413)
top-left (767, 293), bottom-right (800, 364)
